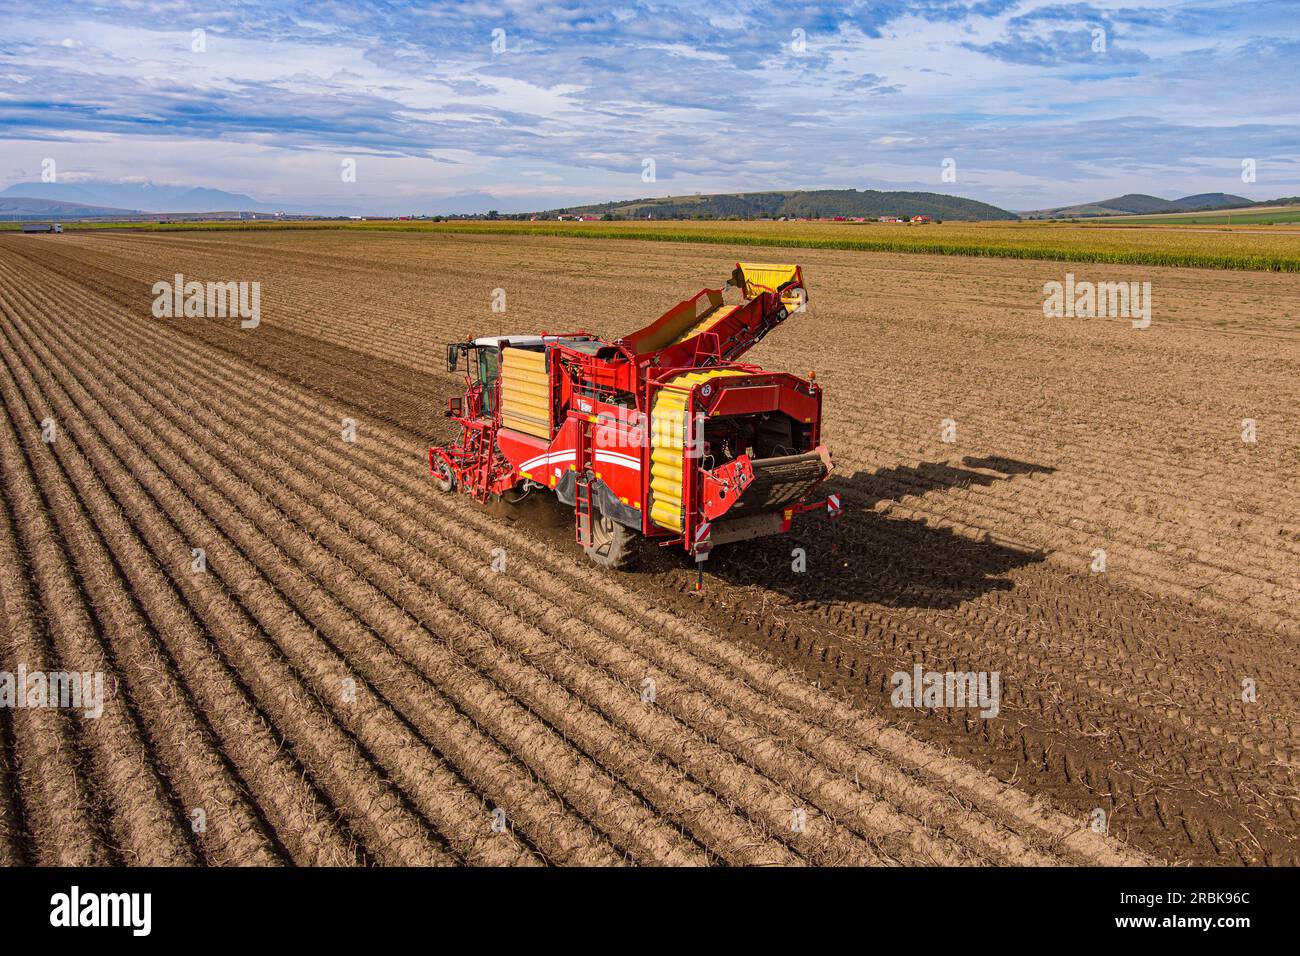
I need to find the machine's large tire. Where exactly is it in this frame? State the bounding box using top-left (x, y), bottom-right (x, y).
top-left (432, 458), bottom-right (455, 493)
top-left (584, 509), bottom-right (636, 569)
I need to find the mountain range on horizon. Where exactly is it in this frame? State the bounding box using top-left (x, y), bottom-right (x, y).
top-left (0, 181), bottom-right (527, 218)
top-left (0, 181), bottom-right (1291, 221)
top-left (1018, 192), bottom-right (1257, 219)
top-left (0, 180), bottom-right (438, 217)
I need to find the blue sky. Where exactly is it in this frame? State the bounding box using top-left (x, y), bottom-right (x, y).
top-left (1, 0), bottom-right (1297, 211)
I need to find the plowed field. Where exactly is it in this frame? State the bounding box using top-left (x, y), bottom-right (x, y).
top-left (1, 229), bottom-right (1296, 866)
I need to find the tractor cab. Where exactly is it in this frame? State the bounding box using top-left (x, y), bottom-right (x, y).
top-left (470, 341), bottom-right (500, 415)
top-left (447, 336), bottom-right (527, 417)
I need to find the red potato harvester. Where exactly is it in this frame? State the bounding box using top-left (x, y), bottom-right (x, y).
top-left (431, 263), bottom-right (840, 568)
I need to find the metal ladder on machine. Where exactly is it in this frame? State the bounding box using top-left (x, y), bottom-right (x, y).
top-left (573, 417), bottom-right (594, 547)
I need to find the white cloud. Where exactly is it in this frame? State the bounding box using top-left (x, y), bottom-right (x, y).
top-left (1, 1), bottom-right (1296, 209)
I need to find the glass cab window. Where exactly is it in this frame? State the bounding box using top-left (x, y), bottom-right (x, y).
top-left (471, 346), bottom-right (500, 415)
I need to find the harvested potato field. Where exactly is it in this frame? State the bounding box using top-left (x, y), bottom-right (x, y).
top-left (0, 229), bottom-right (1296, 866)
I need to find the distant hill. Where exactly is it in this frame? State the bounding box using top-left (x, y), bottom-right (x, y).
top-left (1021, 192), bottom-right (1253, 219)
top-left (0, 180), bottom-right (393, 216)
top-left (0, 181), bottom-right (272, 213)
top-left (537, 189), bottom-right (1018, 221)
top-left (0, 180), bottom-right (563, 217)
top-left (1173, 193), bottom-right (1255, 212)
top-left (0, 196), bottom-right (142, 219)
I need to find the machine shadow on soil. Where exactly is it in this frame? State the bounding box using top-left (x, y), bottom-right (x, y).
top-left (492, 455), bottom-right (1049, 612)
top-left (673, 491), bottom-right (1048, 610)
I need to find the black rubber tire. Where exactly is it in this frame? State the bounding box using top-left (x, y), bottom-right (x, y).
top-left (432, 459), bottom-right (455, 493)
top-left (584, 509), bottom-right (636, 569)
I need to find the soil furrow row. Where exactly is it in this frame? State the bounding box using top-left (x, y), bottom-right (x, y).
top-left (0, 275), bottom-right (452, 867)
top-left (0, 293), bottom-right (364, 867)
top-left (6, 314), bottom-right (637, 867)
top-left (0, 325), bottom-right (281, 865)
top-left (0, 340), bottom-right (194, 864)
top-left (0, 282), bottom-right (579, 868)
top-left (0, 440), bottom-right (109, 865)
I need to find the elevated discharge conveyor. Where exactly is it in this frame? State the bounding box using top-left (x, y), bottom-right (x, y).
top-left (622, 263), bottom-right (806, 364)
top-left (642, 263), bottom-right (825, 534)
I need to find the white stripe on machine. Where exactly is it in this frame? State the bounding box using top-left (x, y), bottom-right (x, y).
top-left (594, 451), bottom-right (642, 471)
top-left (520, 450), bottom-right (576, 473)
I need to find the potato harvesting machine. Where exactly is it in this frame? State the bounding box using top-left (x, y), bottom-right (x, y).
top-left (430, 263), bottom-right (840, 567)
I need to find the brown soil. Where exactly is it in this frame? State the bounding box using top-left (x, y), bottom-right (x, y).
top-left (1, 228), bottom-right (1295, 865)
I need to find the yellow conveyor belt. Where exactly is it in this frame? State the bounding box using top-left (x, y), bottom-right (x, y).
top-left (667, 304), bottom-right (738, 347)
top-left (500, 347), bottom-right (551, 439)
top-left (647, 368), bottom-right (750, 532)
